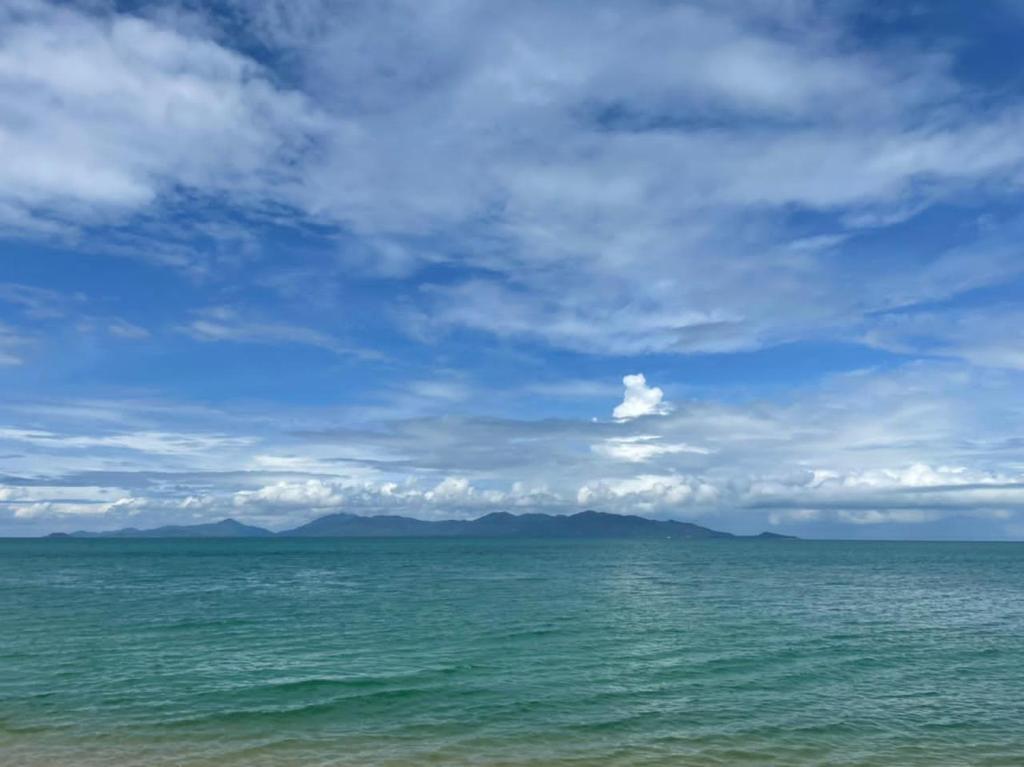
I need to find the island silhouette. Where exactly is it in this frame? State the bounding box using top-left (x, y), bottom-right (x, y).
top-left (47, 510), bottom-right (794, 539)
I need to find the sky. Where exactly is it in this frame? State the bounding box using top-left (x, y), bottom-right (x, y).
top-left (2, 0), bottom-right (1024, 538)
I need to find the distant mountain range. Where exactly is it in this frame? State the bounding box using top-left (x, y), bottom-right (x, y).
top-left (51, 518), bottom-right (275, 539)
top-left (47, 510), bottom-right (795, 540)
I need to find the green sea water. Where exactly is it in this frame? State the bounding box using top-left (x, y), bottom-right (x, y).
top-left (2, 538), bottom-right (1023, 766)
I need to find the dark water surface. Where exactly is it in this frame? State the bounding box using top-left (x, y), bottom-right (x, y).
top-left (2, 538), bottom-right (1023, 766)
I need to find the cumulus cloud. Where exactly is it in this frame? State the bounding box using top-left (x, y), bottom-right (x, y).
top-left (424, 476), bottom-right (472, 502)
top-left (577, 474), bottom-right (720, 512)
top-left (233, 479), bottom-right (345, 509)
top-left (613, 374), bottom-right (671, 420)
top-left (5, 489), bottom-right (141, 519)
top-left (229, 476), bottom-right (564, 521)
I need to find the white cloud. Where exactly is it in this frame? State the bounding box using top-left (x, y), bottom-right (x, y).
top-left (280, 0), bottom-right (1023, 357)
top-left (0, 427), bottom-right (255, 455)
top-left (768, 508), bottom-right (821, 526)
top-left (9, 495), bottom-right (140, 519)
top-left (424, 476), bottom-right (473, 502)
top-left (3, 1), bottom-right (1023, 368)
top-left (592, 435), bottom-right (710, 463)
top-left (0, 484), bottom-right (127, 503)
top-left (181, 307), bottom-right (372, 358)
top-left (233, 479), bottom-right (345, 509)
top-left (106, 319), bottom-right (150, 340)
top-left (0, 282), bottom-right (70, 319)
top-left (0, 0), bottom-right (317, 227)
top-left (613, 374), bottom-right (671, 420)
top-left (864, 305), bottom-right (1024, 370)
top-left (0, 322), bottom-right (26, 365)
top-left (837, 510), bottom-right (940, 526)
top-left (577, 474), bottom-right (720, 511)
top-left (228, 475), bottom-right (566, 520)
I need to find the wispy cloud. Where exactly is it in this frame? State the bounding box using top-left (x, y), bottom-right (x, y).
top-left (0, 322), bottom-right (28, 366)
top-left (0, 282), bottom-right (75, 319)
top-left (181, 307), bottom-right (377, 359)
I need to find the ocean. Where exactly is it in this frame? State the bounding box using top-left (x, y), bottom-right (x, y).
top-left (1, 538), bottom-right (1022, 766)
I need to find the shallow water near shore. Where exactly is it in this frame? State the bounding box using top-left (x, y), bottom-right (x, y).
top-left (2, 538), bottom-right (1023, 766)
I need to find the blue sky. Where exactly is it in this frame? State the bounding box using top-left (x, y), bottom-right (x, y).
top-left (3, 0), bottom-right (1024, 538)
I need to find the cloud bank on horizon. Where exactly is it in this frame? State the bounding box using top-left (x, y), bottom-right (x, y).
top-left (2, 0), bottom-right (1024, 538)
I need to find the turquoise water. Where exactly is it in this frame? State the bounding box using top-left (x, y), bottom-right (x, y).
top-left (2, 539), bottom-right (1023, 766)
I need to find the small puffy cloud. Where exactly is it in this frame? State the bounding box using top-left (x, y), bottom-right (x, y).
top-left (613, 374), bottom-right (671, 420)
top-left (424, 476), bottom-right (473, 502)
